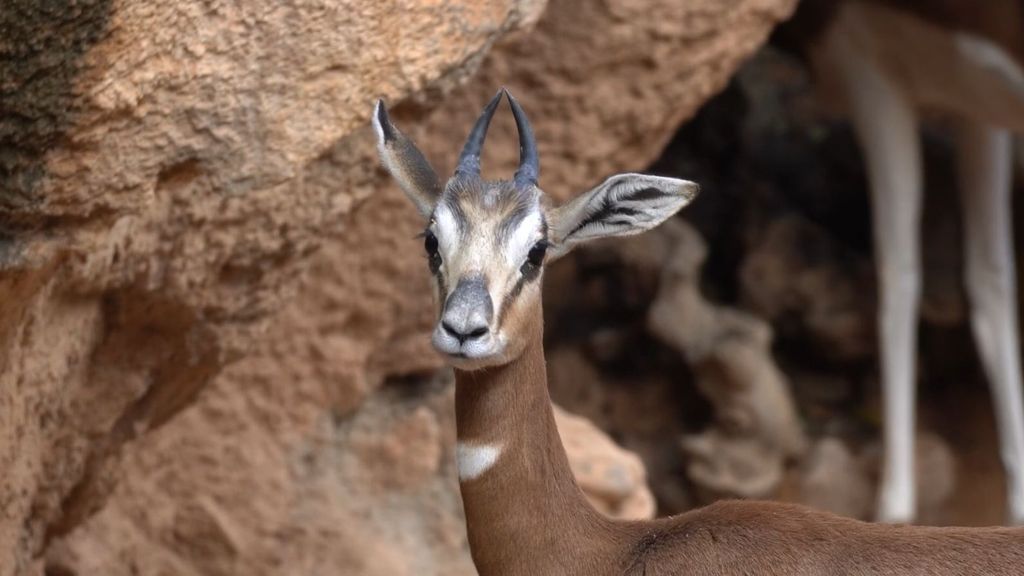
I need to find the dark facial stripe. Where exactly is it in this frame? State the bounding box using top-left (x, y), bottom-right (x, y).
top-left (495, 276), bottom-right (526, 334)
top-left (494, 255), bottom-right (544, 333)
top-left (435, 273), bottom-right (448, 316)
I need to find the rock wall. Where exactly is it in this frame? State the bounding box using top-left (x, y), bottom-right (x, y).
top-left (0, 0), bottom-right (796, 574)
top-left (1, 2), bottom-right (544, 573)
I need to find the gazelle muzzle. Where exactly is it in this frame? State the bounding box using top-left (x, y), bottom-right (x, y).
top-left (434, 276), bottom-right (499, 359)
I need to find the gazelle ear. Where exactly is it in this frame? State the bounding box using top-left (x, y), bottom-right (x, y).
top-left (373, 100), bottom-right (442, 219)
top-left (547, 173), bottom-right (699, 260)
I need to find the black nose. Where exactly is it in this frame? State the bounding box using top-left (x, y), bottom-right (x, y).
top-left (441, 276), bottom-right (494, 344)
top-left (442, 321), bottom-right (489, 344)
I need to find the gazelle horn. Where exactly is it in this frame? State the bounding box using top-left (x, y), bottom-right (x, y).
top-left (454, 89), bottom-right (504, 178)
top-left (506, 89), bottom-right (539, 187)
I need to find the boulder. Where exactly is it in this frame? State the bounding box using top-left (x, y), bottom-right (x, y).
top-left (798, 437), bottom-right (873, 520)
top-left (555, 405), bottom-right (657, 520)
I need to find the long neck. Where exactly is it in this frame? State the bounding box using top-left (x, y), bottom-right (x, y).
top-left (454, 307), bottom-right (619, 575)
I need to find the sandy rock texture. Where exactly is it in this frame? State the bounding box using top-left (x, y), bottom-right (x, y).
top-left (1, 0), bottom-right (796, 573)
top-left (1, 1), bottom-right (543, 573)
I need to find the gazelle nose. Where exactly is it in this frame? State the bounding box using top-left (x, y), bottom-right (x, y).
top-left (441, 276), bottom-right (493, 344)
top-left (442, 321), bottom-right (489, 343)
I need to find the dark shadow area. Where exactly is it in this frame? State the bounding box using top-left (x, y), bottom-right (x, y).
top-left (0, 0), bottom-right (113, 212)
top-left (543, 42), bottom-right (1020, 524)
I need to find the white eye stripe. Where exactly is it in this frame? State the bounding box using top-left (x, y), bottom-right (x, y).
top-left (433, 203), bottom-right (461, 253)
top-left (502, 210), bottom-right (543, 265)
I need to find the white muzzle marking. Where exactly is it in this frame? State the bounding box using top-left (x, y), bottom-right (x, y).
top-left (456, 442), bottom-right (503, 481)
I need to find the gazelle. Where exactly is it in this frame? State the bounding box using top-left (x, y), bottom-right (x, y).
top-left (781, 0), bottom-right (1024, 523)
top-left (373, 89), bottom-right (1024, 575)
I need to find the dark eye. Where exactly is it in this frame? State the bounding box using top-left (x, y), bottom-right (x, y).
top-left (423, 230), bottom-right (442, 274)
top-left (521, 241), bottom-right (547, 276)
top-left (527, 242), bottom-right (547, 266)
top-left (424, 230), bottom-right (439, 256)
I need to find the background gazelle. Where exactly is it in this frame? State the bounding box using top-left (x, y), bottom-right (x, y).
top-left (780, 0), bottom-right (1024, 523)
top-left (374, 89), bottom-right (1024, 575)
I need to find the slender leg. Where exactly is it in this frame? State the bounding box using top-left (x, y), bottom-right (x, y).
top-left (824, 34), bottom-right (924, 522)
top-left (957, 123), bottom-right (1024, 524)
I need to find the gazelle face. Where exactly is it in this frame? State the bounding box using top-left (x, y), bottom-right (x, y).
top-left (374, 89), bottom-right (699, 371)
top-left (424, 179), bottom-right (548, 369)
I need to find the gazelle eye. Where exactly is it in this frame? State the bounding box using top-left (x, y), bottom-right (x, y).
top-left (423, 230), bottom-right (442, 274)
top-left (424, 230), bottom-right (439, 256)
top-left (527, 241), bottom-right (547, 266)
top-left (520, 240), bottom-right (547, 277)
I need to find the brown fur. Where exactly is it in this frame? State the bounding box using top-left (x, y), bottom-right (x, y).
top-left (454, 305), bottom-right (1024, 576)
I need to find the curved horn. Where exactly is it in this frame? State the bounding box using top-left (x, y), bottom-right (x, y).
top-left (454, 89), bottom-right (504, 178)
top-left (506, 90), bottom-right (539, 187)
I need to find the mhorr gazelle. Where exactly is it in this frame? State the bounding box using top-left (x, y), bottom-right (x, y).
top-left (776, 0), bottom-right (1024, 524)
top-left (372, 89), bottom-right (1024, 575)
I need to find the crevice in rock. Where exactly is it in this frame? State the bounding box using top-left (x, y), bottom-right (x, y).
top-left (43, 286), bottom-right (221, 541)
top-left (156, 158), bottom-right (203, 195)
top-left (42, 563), bottom-right (75, 576)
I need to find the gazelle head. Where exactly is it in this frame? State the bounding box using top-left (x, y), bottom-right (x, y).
top-left (374, 89), bottom-right (698, 370)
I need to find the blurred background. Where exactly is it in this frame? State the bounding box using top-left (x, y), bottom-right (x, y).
top-left (2, 0), bottom-right (1023, 574)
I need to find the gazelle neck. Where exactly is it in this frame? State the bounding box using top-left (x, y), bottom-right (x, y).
top-left (454, 305), bottom-right (621, 575)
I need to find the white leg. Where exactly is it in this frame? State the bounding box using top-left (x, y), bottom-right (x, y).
top-left (957, 123), bottom-right (1024, 524)
top-left (825, 36), bottom-right (923, 522)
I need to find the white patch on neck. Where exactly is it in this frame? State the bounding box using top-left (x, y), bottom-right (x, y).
top-left (456, 442), bottom-right (503, 481)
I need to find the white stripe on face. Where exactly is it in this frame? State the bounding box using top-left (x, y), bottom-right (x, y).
top-left (502, 209), bottom-right (543, 266)
top-left (433, 202), bottom-right (461, 254)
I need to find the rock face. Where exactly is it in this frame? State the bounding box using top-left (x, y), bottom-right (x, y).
top-left (1, 2), bottom-right (544, 573)
top-left (0, 0), bottom-right (796, 573)
top-left (642, 221), bottom-right (808, 501)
